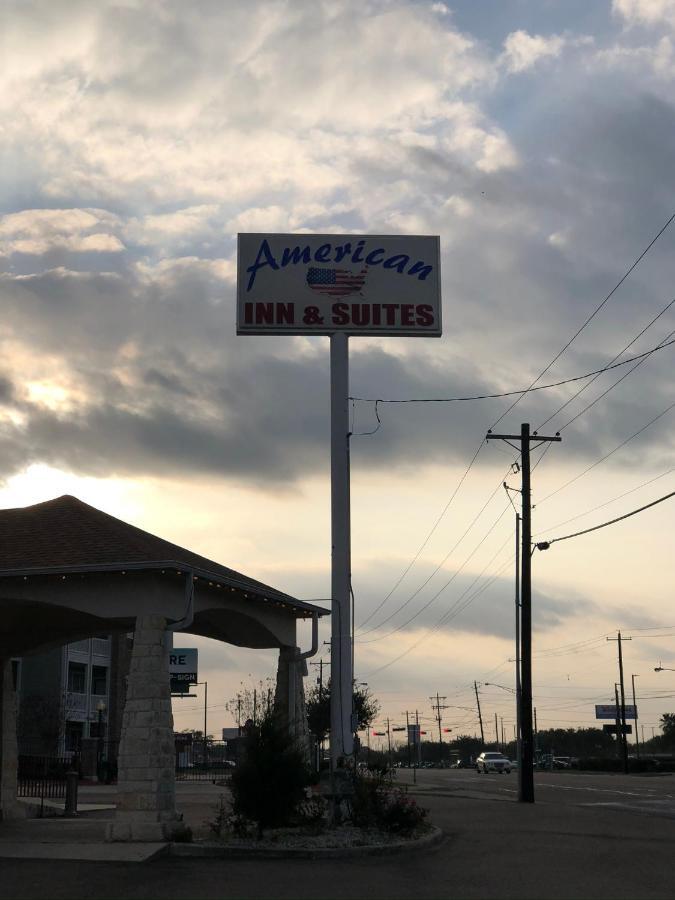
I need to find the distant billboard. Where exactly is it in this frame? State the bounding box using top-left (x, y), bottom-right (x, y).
top-left (595, 704), bottom-right (637, 720)
top-left (237, 233), bottom-right (441, 337)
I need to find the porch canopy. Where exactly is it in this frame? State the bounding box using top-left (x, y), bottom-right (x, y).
top-left (0, 495), bottom-right (327, 658)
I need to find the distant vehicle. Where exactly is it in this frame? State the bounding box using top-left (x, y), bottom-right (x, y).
top-left (553, 757), bottom-right (572, 769)
top-left (476, 752), bottom-right (511, 774)
top-left (509, 759), bottom-right (519, 770)
top-left (450, 759), bottom-right (467, 769)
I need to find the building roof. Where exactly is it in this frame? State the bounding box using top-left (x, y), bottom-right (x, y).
top-left (0, 495), bottom-right (326, 617)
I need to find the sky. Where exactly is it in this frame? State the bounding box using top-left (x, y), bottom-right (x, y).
top-left (3, 0), bottom-right (675, 748)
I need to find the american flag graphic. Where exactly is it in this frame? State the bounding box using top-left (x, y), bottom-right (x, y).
top-left (306, 266), bottom-right (367, 297)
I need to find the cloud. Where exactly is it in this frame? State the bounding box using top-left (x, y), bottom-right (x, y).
top-left (0, 208), bottom-right (124, 256)
top-left (501, 30), bottom-right (566, 73)
top-left (613, 0), bottom-right (675, 29)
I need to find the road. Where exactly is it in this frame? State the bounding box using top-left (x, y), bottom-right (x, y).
top-left (397, 766), bottom-right (675, 820)
top-left (1, 771), bottom-right (675, 899)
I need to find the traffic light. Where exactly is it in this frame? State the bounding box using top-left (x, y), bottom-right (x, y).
top-left (443, 728), bottom-right (453, 733)
top-left (373, 731), bottom-right (386, 736)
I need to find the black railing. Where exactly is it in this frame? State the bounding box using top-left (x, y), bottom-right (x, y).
top-left (17, 754), bottom-right (78, 815)
top-left (175, 739), bottom-right (236, 781)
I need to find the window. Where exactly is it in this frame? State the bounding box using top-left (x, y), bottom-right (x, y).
top-left (67, 662), bottom-right (86, 693)
top-left (91, 666), bottom-right (107, 696)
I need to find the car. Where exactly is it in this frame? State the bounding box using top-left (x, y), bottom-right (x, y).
top-left (553, 757), bottom-right (572, 769)
top-left (476, 751), bottom-right (511, 774)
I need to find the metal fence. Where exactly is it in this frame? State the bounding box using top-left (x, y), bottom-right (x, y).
top-left (17, 754), bottom-right (76, 817)
top-left (175, 739), bottom-right (236, 781)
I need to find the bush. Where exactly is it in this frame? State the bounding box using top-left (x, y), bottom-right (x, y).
top-left (229, 710), bottom-right (310, 838)
top-left (348, 770), bottom-right (428, 836)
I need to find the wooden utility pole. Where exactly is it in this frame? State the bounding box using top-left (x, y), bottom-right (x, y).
top-left (632, 674), bottom-right (640, 760)
top-left (430, 694), bottom-right (449, 764)
top-left (486, 423), bottom-right (561, 804)
top-left (608, 632), bottom-right (631, 773)
top-left (474, 681), bottom-right (485, 744)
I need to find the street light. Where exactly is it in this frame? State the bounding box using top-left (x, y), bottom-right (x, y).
top-left (484, 682), bottom-right (517, 695)
top-left (654, 664), bottom-right (675, 672)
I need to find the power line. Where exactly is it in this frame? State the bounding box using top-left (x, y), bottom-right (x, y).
top-left (349, 337), bottom-right (675, 405)
top-left (358, 465), bottom-right (510, 636)
top-left (559, 327), bottom-right (675, 432)
top-left (489, 209), bottom-right (675, 429)
top-left (364, 536), bottom-right (515, 678)
top-left (537, 399), bottom-right (675, 506)
top-left (536, 488), bottom-right (675, 550)
top-left (534, 466), bottom-right (675, 537)
top-left (537, 298), bottom-right (675, 430)
top-left (357, 440), bottom-right (485, 631)
top-left (357, 503), bottom-right (511, 644)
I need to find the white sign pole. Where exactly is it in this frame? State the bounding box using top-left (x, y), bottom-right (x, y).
top-left (330, 331), bottom-right (353, 767)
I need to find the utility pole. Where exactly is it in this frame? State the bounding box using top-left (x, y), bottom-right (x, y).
top-left (632, 675), bottom-right (640, 759)
top-left (430, 694), bottom-right (449, 765)
top-left (608, 632), bottom-right (632, 773)
top-left (494, 713), bottom-right (499, 748)
top-left (614, 683), bottom-right (622, 761)
top-left (486, 423), bottom-right (561, 804)
top-left (500, 716), bottom-right (505, 748)
top-left (515, 512), bottom-right (522, 790)
top-left (386, 717), bottom-right (392, 769)
top-left (405, 710), bottom-right (412, 769)
top-left (236, 694), bottom-right (242, 737)
top-left (416, 709), bottom-right (421, 767)
top-left (474, 681), bottom-right (485, 744)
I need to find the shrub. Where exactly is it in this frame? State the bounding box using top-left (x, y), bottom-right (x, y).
top-left (229, 710), bottom-right (310, 838)
top-left (348, 770), bottom-right (428, 836)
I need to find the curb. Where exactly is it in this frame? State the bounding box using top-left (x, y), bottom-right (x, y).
top-left (169, 826), bottom-right (444, 860)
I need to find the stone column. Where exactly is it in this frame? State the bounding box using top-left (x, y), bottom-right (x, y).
top-left (106, 615), bottom-right (183, 842)
top-left (274, 646), bottom-right (310, 762)
top-left (0, 659), bottom-right (20, 820)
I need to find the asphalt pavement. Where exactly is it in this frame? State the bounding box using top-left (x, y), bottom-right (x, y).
top-left (1, 770), bottom-right (674, 900)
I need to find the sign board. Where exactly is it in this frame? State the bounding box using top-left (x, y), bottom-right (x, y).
top-left (407, 724), bottom-right (421, 745)
top-left (222, 728), bottom-right (240, 741)
top-left (169, 648), bottom-right (198, 694)
top-left (595, 704), bottom-right (637, 720)
top-left (603, 724), bottom-right (633, 735)
top-left (237, 233), bottom-right (441, 337)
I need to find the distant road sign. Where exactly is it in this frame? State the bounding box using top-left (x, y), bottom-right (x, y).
top-left (603, 724), bottom-right (633, 734)
top-left (595, 704), bottom-right (637, 720)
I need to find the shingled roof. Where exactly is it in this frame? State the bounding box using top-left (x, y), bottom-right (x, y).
top-left (0, 495), bottom-right (323, 615)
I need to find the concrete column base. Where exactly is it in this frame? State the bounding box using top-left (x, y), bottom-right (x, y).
top-left (107, 615), bottom-right (183, 842)
top-left (0, 659), bottom-right (21, 821)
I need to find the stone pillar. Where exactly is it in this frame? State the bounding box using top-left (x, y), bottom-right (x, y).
top-left (0, 659), bottom-right (20, 820)
top-left (106, 615), bottom-right (183, 842)
top-left (274, 647), bottom-right (310, 761)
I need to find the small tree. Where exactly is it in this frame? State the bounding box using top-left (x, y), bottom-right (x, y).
top-left (225, 678), bottom-right (275, 727)
top-left (230, 710), bottom-right (310, 838)
top-left (306, 680), bottom-right (380, 744)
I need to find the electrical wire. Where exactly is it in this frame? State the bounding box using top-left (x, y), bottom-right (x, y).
top-left (559, 327), bottom-right (675, 432)
top-left (489, 209), bottom-right (675, 429)
top-left (537, 398), bottom-right (675, 506)
top-left (534, 466), bottom-right (675, 537)
top-left (536, 488), bottom-right (675, 549)
top-left (357, 504), bottom-right (511, 644)
top-left (349, 337), bottom-right (675, 405)
top-left (358, 464), bottom-right (511, 636)
top-left (356, 440), bottom-right (485, 630)
top-left (537, 298), bottom-right (675, 430)
top-left (365, 539), bottom-right (515, 678)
